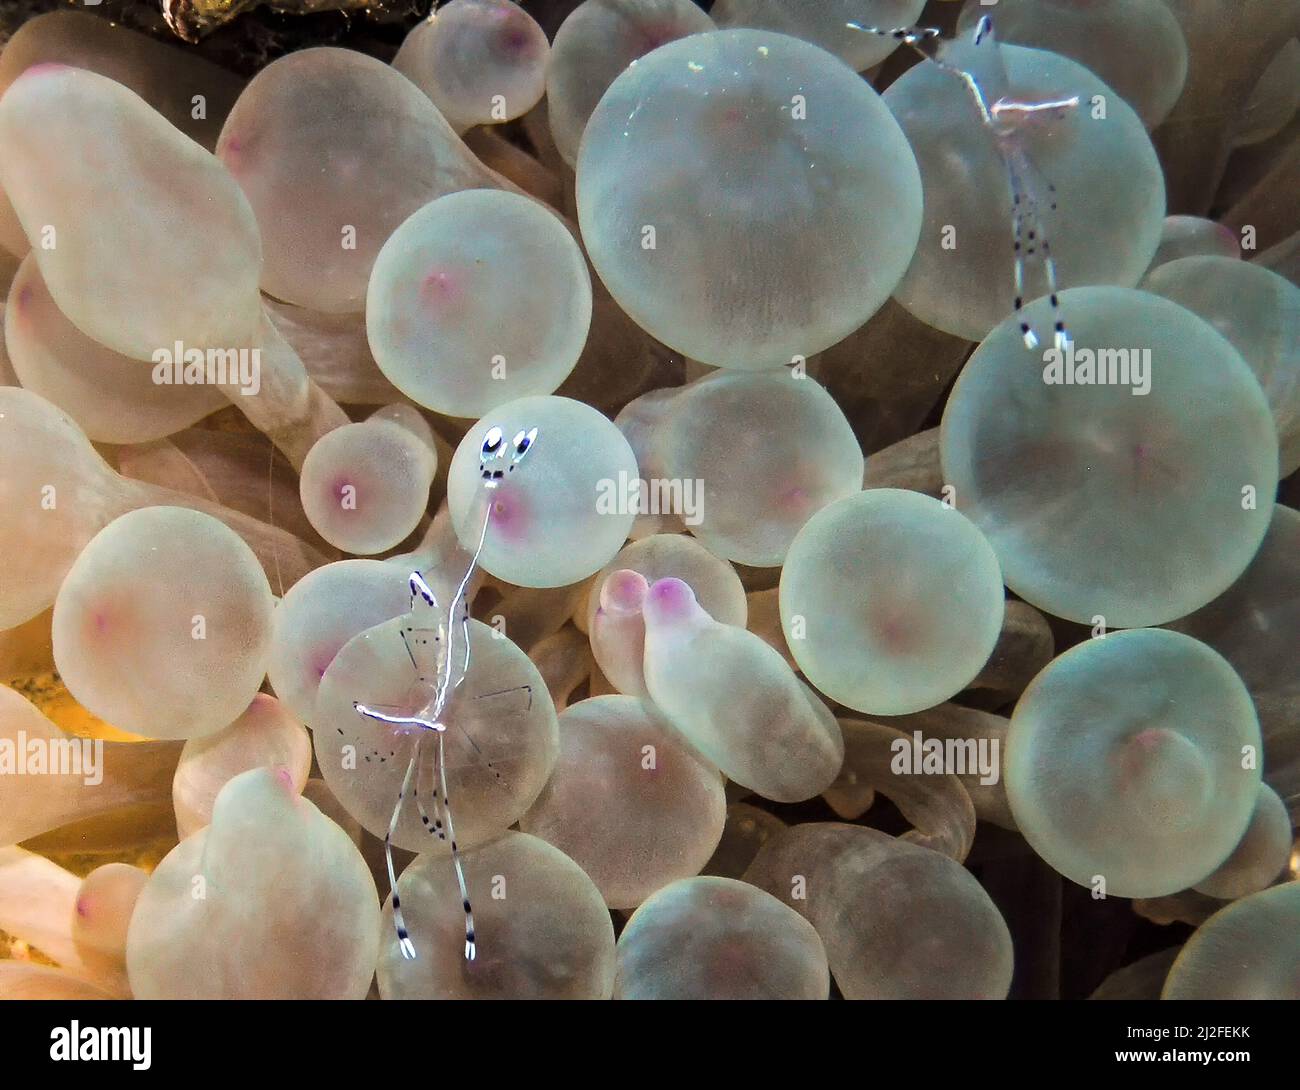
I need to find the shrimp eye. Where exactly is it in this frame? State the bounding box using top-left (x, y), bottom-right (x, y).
top-left (481, 426), bottom-right (504, 457)
top-left (511, 427), bottom-right (538, 463)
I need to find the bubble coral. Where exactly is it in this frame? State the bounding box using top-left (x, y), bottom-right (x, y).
top-left (883, 32), bottom-right (1165, 341)
top-left (940, 287), bottom-right (1277, 627)
top-left (780, 488), bottom-right (1005, 715)
top-left (314, 617), bottom-right (558, 853)
top-left (299, 404), bottom-right (438, 554)
top-left (642, 577), bottom-right (844, 801)
top-left (577, 28), bottom-right (922, 369)
top-left (447, 396), bottom-right (639, 588)
top-left (547, 0), bottom-right (716, 168)
top-left (394, 0), bottom-right (549, 134)
top-left (126, 766), bottom-right (381, 999)
top-left (52, 506), bottom-right (275, 740)
top-left (1005, 628), bottom-right (1262, 898)
top-left (614, 875), bottom-right (829, 999)
top-left (1162, 879), bottom-right (1300, 999)
top-left (745, 822), bottom-right (1014, 999)
top-left (377, 831), bottom-right (615, 999)
top-left (367, 190), bottom-right (592, 417)
top-left (521, 694), bottom-right (726, 909)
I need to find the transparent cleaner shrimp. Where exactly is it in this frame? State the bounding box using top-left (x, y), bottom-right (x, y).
top-left (355, 423), bottom-right (539, 962)
top-left (849, 14), bottom-right (1077, 350)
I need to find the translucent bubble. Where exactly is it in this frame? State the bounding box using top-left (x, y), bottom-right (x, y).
top-left (1146, 215), bottom-right (1241, 272)
top-left (744, 822), bottom-right (1014, 999)
top-left (584, 533), bottom-right (749, 631)
top-left (1193, 785), bottom-right (1292, 901)
top-left (314, 618), bottom-right (558, 853)
top-left (955, 0), bottom-right (1188, 128)
top-left (377, 831), bottom-right (615, 999)
top-left (267, 559), bottom-right (411, 726)
top-left (1234, 37), bottom-right (1300, 147)
top-left (1163, 880), bottom-right (1300, 999)
top-left (712, 0), bottom-right (926, 71)
top-left (299, 406), bottom-right (438, 554)
top-left (72, 862), bottom-right (148, 968)
top-left (447, 396), bottom-right (639, 588)
top-left (780, 489), bottom-right (1005, 715)
top-left (588, 569), bottom-right (650, 696)
top-left (126, 766), bottom-right (381, 999)
top-left (940, 287), bottom-right (1277, 627)
top-left (1142, 256), bottom-right (1300, 474)
top-left (642, 577), bottom-right (844, 801)
top-left (625, 371), bottom-right (864, 565)
top-left (1168, 505), bottom-right (1300, 817)
top-left (172, 693), bottom-right (312, 839)
top-left (367, 191), bottom-right (591, 417)
top-left (521, 695), bottom-right (726, 908)
top-left (217, 47), bottom-right (502, 313)
top-left (3, 254), bottom-right (224, 444)
top-left (883, 39), bottom-right (1164, 341)
top-left (614, 875), bottom-right (828, 999)
top-left (393, 0), bottom-right (549, 133)
top-left (547, 0), bottom-right (716, 168)
top-left (0, 65), bottom-right (261, 361)
top-left (52, 506), bottom-right (275, 740)
top-left (1005, 629), bottom-right (1262, 898)
top-left (577, 29), bottom-right (922, 369)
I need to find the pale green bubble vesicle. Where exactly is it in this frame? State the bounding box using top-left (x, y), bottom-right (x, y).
top-left (940, 287), bottom-right (1278, 627)
top-left (884, 42), bottom-right (1165, 342)
top-left (547, 0), bottom-right (715, 168)
top-left (0, 64), bottom-right (262, 361)
top-left (51, 506), bottom-right (275, 740)
top-left (744, 822), bottom-right (1014, 999)
top-left (217, 47), bottom-right (504, 314)
top-left (780, 488), bottom-right (1005, 715)
top-left (377, 831), bottom-right (615, 999)
top-left (1192, 784), bottom-right (1292, 901)
top-left (1146, 215), bottom-right (1241, 273)
top-left (313, 618), bottom-right (558, 853)
top-left (521, 694), bottom-right (726, 909)
top-left (614, 875), bottom-right (829, 1000)
top-left (577, 29), bottom-right (922, 369)
top-left (126, 766), bottom-right (381, 1000)
top-left (267, 559), bottom-right (412, 726)
top-left (1169, 505), bottom-right (1300, 819)
top-left (447, 396), bottom-right (639, 588)
top-left (1005, 629), bottom-right (1262, 899)
top-left (367, 191), bottom-right (592, 418)
top-left (955, 0), bottom-right (1188, 129)
top-left (1142, 255), bottom-right (1300, 474)
top-left (1162, 880), bottom-right (1300, 1000)
top-left (394, 0), bottom-right (549, 134)
top-left (642, 577), bottom-right (844, 802)
top-left (4, 253), bottom-right (224, 445)
top-left (622, 371), bottom-right (864, 565)
top-left (172, 692), bottom-right (313, 840)
top-left (299, 405), bottom-right (438, 555)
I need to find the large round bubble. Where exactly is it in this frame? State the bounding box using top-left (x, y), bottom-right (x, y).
top-left (780, 489), bottom-right (1005, 715)
top-left (577, 29), bottom-right (922, 369)
top-left (1005, 629), bottom-right (1262, 898)
top-left (940, 287), bottom-right (1277, 627)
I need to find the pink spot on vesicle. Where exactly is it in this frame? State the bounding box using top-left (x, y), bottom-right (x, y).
top-left (421, 267), bottom-right (466, 313)
top-left (486, 486), bottom-right (532, 542)
top-left (13, 285), bottom-right (33, 314)
top-left (273, 766), bottom-right (294, 791)
top-left (646, 577), bottom-right (695, 623)
top-left (21, 62), bottom-right (69, 80)
top-left (75, 896), bottom-right (90, 918)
